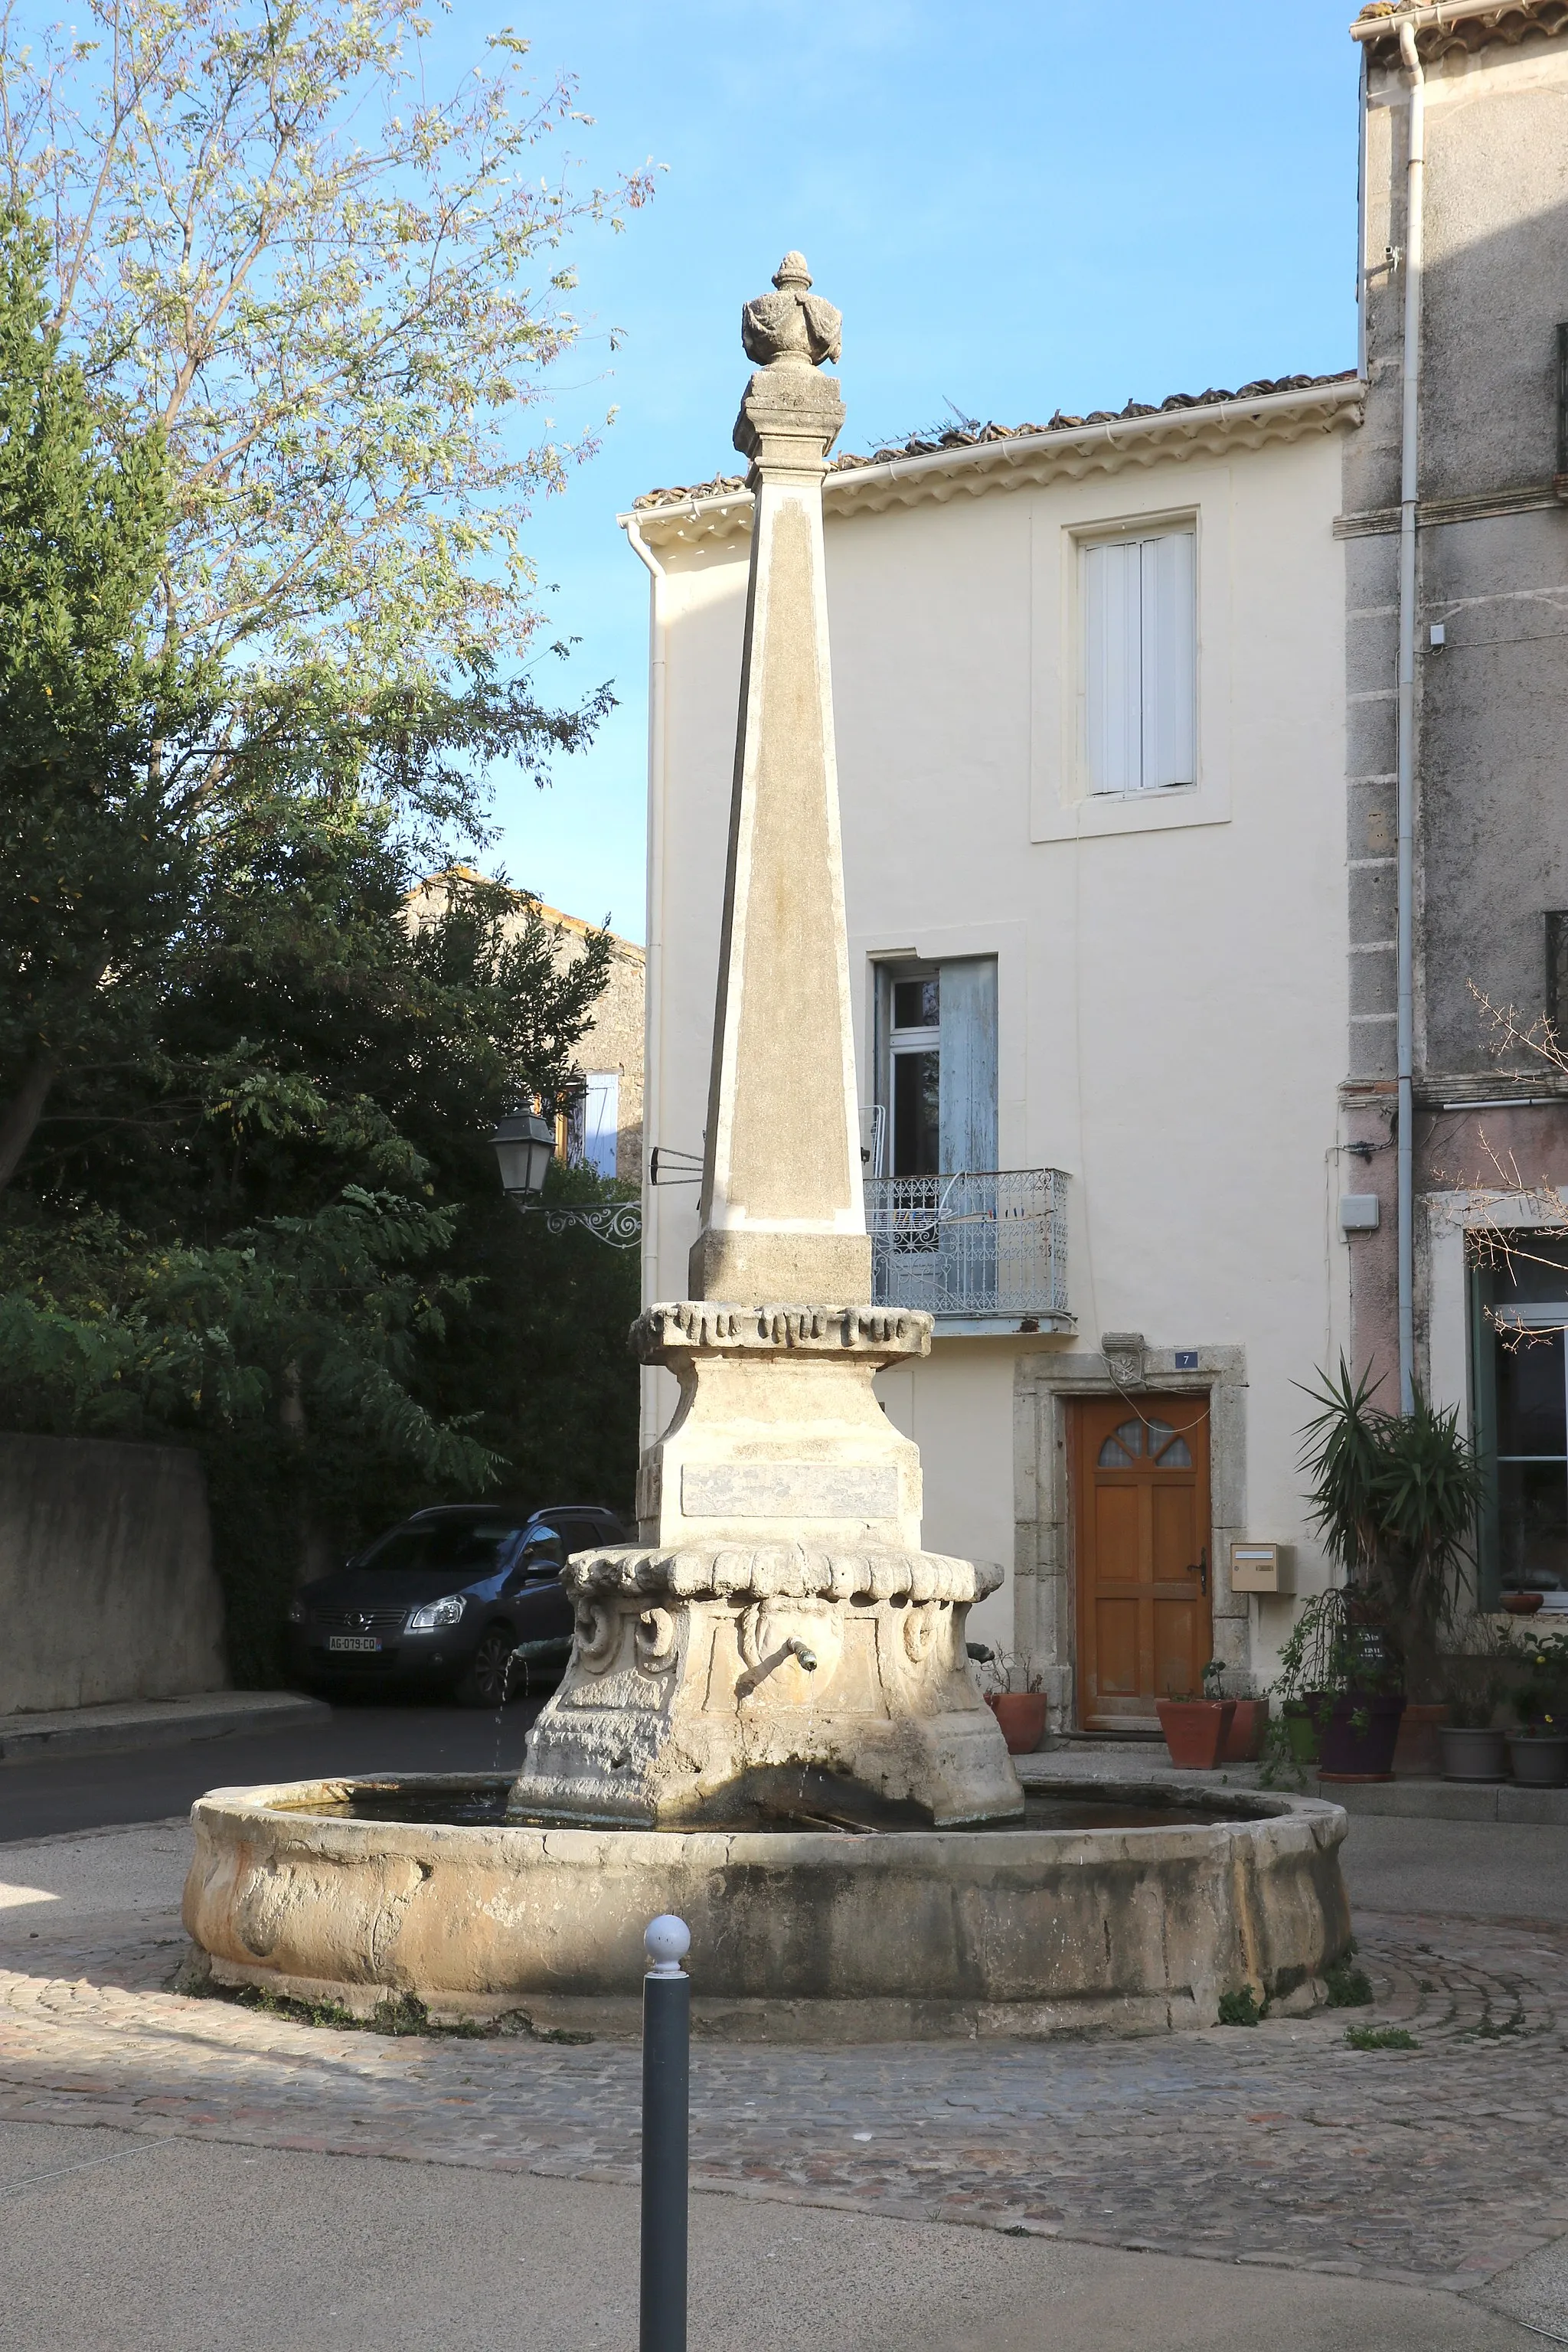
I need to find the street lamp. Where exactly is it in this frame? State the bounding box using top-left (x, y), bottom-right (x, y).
top-left (490, 1109), bottom-right (556, 1200)
top-left (489, 1106), bottom-right (642, 1250)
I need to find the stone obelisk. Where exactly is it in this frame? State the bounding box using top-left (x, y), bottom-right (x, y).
top-left (515, 256), bottom-right (1021, 1829)
top-left (688, 252), bottom-right (867, 1307)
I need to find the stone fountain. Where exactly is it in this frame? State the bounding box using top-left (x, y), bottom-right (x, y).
top-left (182, 256), bottom-right (1351, 2037)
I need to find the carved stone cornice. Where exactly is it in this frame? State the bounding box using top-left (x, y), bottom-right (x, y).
top-left (633, 1300), bottom-right (933, 1363)
top-left (563, 1540), bottom-right (1001, 1606)
top-left (623, 377), bottom-right (1367, 552)
top-left (1352, 0), bottom-right (1568, 63)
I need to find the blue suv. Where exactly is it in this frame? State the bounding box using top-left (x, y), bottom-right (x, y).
top-left (286, 1502), bottom-right (628, 1707)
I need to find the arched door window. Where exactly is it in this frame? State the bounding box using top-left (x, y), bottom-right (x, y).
top-left (1096, 1416), bottom-right (1193, 1470)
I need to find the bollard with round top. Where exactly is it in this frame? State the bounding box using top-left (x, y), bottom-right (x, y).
top-left (640, 1913), bottom-right (691, 2352)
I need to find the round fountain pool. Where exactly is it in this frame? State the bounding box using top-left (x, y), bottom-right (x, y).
top-left (183, 1772), bottom-right (1351, 2042)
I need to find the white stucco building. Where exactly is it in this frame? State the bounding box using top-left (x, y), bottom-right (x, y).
top-left (625, 374), bottom-right (1365, 1730)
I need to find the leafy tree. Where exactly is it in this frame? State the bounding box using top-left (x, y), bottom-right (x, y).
top-left (0, 204), bottom-right (216, 1185)
top-left (0, 0), bottom-right (654, 687)
top-left (0, 191), bottom-right (641, 1679)
top-left (0, 0), bottom-right (651, 1174)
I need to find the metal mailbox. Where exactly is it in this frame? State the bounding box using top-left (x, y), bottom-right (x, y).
top-left (1230, 1540), bottom-right (1295, 1595)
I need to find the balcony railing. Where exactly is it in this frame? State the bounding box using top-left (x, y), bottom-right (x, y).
top-left (864, 1168), bottom-right (1070, 1324)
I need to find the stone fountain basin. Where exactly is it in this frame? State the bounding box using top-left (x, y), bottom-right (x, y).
top-left (182, 1775), bottom-right (1351, 2042)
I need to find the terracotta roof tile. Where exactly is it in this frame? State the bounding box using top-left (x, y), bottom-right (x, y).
top-left (631, 371), bottom-right (1357, 511)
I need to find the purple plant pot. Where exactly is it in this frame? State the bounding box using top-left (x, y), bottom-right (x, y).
top-left (1316, 1691), bottom-right (1406, 1781)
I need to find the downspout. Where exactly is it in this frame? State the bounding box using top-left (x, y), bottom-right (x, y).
top-left (1395, 15), bottom-right (1425, 1413)
top-left (622, 512), bottom-right (668, 1450)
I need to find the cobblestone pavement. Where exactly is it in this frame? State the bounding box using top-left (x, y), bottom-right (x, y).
top-left (0, 1901), bottom-right (1564, 2297)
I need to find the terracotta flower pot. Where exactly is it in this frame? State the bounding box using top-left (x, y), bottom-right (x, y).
top-left (1508, 1733), bottom-right (1568, 1787)
top-left (1393, 1702), bottom-right (1449, 1779)
top-left (1218, 1697), bottom-right (1269, 1764)
top-left (1502, 1592), bottom-right (1545, 1615)
top-left (1440, 1725), bottom-right (1508, 1781)
top-left (986, 1692), bottom-right (1047, 1754)
top-left (1317, 1691), bottom-right (1406, 1781)
top-left (1156, 1697), bottom-right (1235, 1771)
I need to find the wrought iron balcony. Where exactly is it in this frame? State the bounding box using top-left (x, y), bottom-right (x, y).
top-left (864, 1169), bottom-right (1070, 1326)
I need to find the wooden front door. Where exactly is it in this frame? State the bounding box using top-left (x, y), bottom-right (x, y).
top-left (1073, 1394), bottom-right (1213, 1730)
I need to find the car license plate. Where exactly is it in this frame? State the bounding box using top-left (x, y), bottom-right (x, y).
top-left (328, 1634), bottom-right (382, 1654)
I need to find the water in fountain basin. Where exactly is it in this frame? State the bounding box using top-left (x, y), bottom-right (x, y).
top-left (272, 1774), bottom-right (1269, 1834)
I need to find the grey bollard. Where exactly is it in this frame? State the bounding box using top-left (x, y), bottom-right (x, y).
top-left (641, 1914), bottom-right (691, 2352)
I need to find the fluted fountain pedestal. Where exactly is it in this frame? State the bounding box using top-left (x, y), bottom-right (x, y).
top-left (515, 1302), bottom-right (1021, 1826)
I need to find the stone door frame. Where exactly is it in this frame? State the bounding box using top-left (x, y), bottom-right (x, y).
top-left (1011, 1344), bottom-right (1251, 1731)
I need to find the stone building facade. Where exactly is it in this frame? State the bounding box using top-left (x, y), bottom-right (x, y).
top-left (408, 876), bottom-right (645, 1188)
top-left (532, 902), bottom-right (645, 1188)
top-left (1344, 0), bottom-right (1568, 1604)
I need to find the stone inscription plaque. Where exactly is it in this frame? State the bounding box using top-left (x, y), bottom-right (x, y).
top-left (681, 1463), bottom-right (900, 1521)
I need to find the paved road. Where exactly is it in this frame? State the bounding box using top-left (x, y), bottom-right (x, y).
top-left (0, 1759), bottom-right (1563, 2347)
top-left (0, 2117), bottom-right (1540, 2352)
top-left (0, 1699), bottom-right (544, 1843)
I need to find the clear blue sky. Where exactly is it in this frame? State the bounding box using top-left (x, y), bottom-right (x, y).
top-left (457, 0), bottom-right (1365, 941)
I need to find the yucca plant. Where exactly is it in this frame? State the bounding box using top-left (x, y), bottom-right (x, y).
top-left (1296, 1357), bottom-right (1483, 1699)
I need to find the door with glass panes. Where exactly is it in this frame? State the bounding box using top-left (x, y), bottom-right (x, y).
top-left (1473, 1234), bottom-right (1568, 1599)
top-left (1072, 1394), bottom-right (1213, 1729)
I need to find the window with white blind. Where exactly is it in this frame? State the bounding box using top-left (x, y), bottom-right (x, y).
top-left (1081, 527), bottom-right (1196, 795)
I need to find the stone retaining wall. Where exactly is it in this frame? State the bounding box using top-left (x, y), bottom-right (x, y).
top-left (0, 1432), bottom-right (224, 1712)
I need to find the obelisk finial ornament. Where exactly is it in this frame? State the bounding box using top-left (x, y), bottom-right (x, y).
top-left (739, 251), bottom-right (842, 372)
top-left (688, 256), bottom-right (867, 1304)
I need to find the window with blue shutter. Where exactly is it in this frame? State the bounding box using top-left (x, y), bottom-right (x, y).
top-left (877, 959), bottom-right (998, 1178)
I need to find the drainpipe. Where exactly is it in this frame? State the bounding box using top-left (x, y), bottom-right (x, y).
top-left (622, 512), bottom-right (668, 1449)
top-left (1394, 15), bottom-right (1425, 1414)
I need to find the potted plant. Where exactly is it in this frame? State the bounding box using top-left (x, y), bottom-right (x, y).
top-left (1508, 1628), bottom-right (1568, 1788)
top-left (1393, 1699), bottom-right (1449, 1777)
top-left (1157, 1659), bottom-right (1236, 1770)
top-left (1260, 1591), bottom-right (1344, 1787)
top-left (1438, 1624), bottom-right (1510, 1781)
top-left (1219, 1685), bottom-right (1270, 1764)
top-left (1259, 1586), bottom-right (1401, 1781)
top-left (977, 1650), bottom-right (1049, 1754)
top-left (1290, 1362), bottom-right (1481, 1781)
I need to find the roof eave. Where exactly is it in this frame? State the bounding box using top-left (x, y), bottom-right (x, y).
top-left (1351, 0), bottom-right (1568, 60)
top-left (620, 376), bottom-right (1366, 552)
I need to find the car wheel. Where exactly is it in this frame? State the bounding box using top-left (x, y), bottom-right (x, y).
top-left (456, 1625), bottom-right (517, 1709)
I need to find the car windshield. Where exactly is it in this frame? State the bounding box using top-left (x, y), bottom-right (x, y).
top-left (354, 1519), bottom-right (518, 1579)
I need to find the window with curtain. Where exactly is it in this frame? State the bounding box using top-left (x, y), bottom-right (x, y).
top-left (1082, 526), bottom-right (1196, 795)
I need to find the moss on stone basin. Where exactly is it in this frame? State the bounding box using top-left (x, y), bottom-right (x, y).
top-left (182, 1772), bottom-right (1351, 2042)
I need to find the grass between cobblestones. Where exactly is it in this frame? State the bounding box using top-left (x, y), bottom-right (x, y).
top-left (184, 1975), bottom-right (594, 2044)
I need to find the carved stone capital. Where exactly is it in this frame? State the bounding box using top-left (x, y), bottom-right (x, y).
top-left (733, 366), bottom-right (846, 474)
